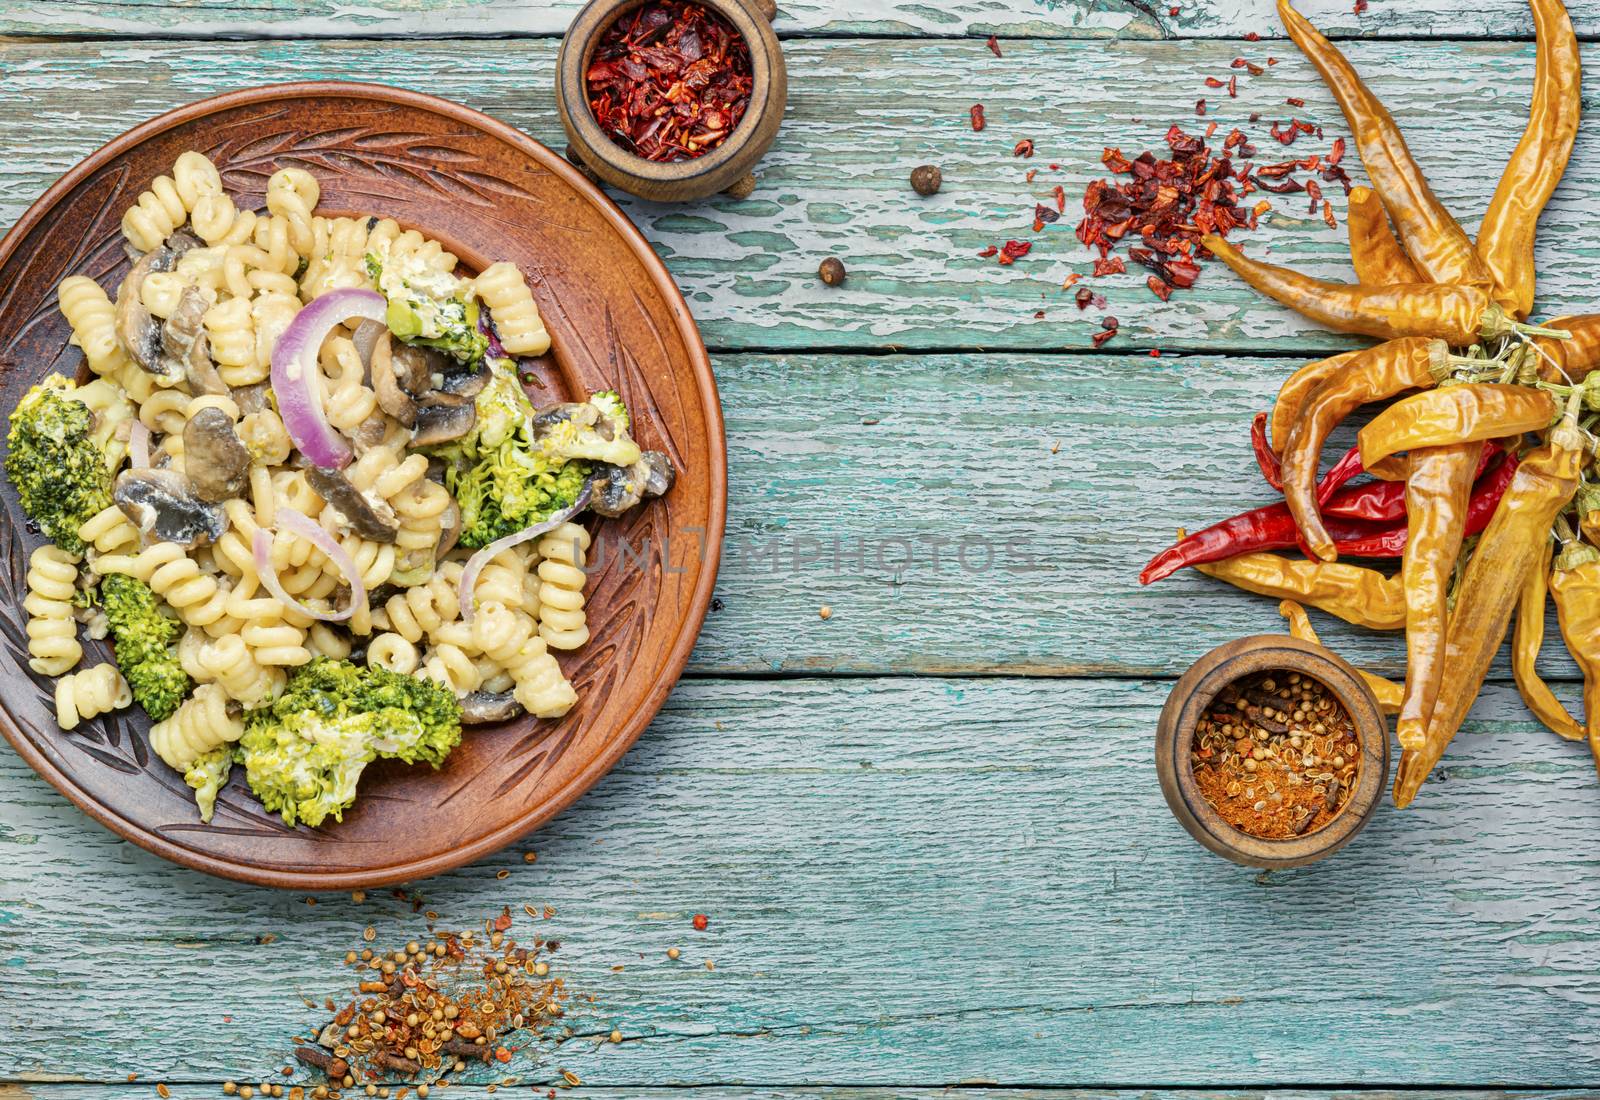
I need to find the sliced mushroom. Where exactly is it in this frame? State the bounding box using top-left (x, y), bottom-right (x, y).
top-left (411, 401), bottom-right (476, 447)
top-left (348, 413), bottom-right (391, 455)
top-left (392, 341), bottom-right (449, 394)
top-left (162, 287), bottom-right (229, 396)
top-left (440, 359), bottom-right (492, 398)
top-left (303, 466), bottom-right (399, 543)
top-left (589, 451), bottom-right (676, 517)
top-left (530, 402), bottom-right (591, 433)
top-left (114, 248), bottom-right (179, 379)
top-left (369, 332), bottom-right (419, 427)
top-left (232, 382), bottom-right (272, 417)
top-left (183, 407), bottom-right (251, 502)
top-left (114, 468), bottom-right (226, 548)
top-left (460, 690), bottom-right (524, 725)
top-left (638, 450), bottom-right (676, 498)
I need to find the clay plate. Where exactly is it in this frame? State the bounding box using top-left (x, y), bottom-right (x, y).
top-left (0, 82), bottom-right (726, 889)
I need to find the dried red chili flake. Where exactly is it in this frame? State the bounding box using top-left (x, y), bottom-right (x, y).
top-left (1245, 30), bottom-right (1262, 40)
top-left (1014, 139), bottom-right (1035, 158)
top-left (1228, 74), bottom-right (1239, 98)
top-left (1147, 275), bottom-right (1173, 301)
top-left (1271, 120), bottom-right (1300, 145)
top-left (1256, 175), bottom-right (1305, 194)
top-left (987, 34), bottom-right (1002, 57)
top-left (1053, 184), bottom-right (1066, 212)
top-left (1205, 121), bottom-right (1218, 139)
top-left (1195, 99), bottom-right (1207, 116)
top-left (1354, 0), bottom-right (1368, 12)
top-left (1323, 200), bottom-right (1337, 229)
top-left (1205, 77), bottom-right (1225, 89)
top-left (1075, 286), bottom-right (1095, 309)
top-left (1305, 177), bottom-right (1323, 213)
top-left (493, 906), bottom-right (514, 932)
top-left (1322, 163), bottom-right (1353, 194)
top-left (585, 0), bottom-right (754, 163)
top-left (1093, 256), bottom-right (1127, 276)
top-left (996, 239), bottom-right (1032, 265)
top-left (1328, 136), bottom-right (1347, 166)
top-left (1035, 203), bottom-right (1061, 225)
top-left (1063, 272), bottom-right (1083, 287)
top-left (970, 104), bottom-right (986, 131)
top-left (977, 245), bottom-right (999, 258)
top-left (1169, 5), bottom-right (1180, 14)
top-left (1102, 147), bottom-right (1133, 173)
top-left (1025, 168), bottom-right (1038, 183)
top-left (1049, 163), bottom-right (1060, 170)
top-left (1091, 327), bottom-right (1119, 349)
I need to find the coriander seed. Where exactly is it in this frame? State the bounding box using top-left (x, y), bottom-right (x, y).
top-left (818, 257), bottom-right (846, 286)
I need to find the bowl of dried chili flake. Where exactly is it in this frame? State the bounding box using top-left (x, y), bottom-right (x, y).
top-left (1155, 634), bottom-right (1390, 869)
top-left (557, 0), bottom-right (786, 202)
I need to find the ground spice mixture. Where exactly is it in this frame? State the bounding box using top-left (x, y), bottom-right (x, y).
top-left (1190, 670), bottom-right (1362, 838)
top-left (585, 0), bottom-right (753, 162)
top-left (241, 909), bottom-right (577, 1098)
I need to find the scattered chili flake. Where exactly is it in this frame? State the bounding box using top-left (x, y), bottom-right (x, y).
top-left (1034, 203), bottom-right (1060, 225)
top-left (1169, 5), bottom-right (1180, 14)
top-left (1075, 286), bottom-right (1095, 310)
top-left (1150, 349), bottom-right (1163, 357)
top-left (1092, 256), bottom-right (1126, 277)
top-left (1228, 74), bottom-right (1238, 98)
top-left (494, 906), bottom-right (514, 932)
top-left (1013, 138), bottom-right (1034, 158)
top-left (1329, 136), bottom-right (1346, 166)
top-left (1049, 162), bottom-right (1060, 170)
top-left (986, 34), bottom-right (1002, 57)
top-left (495, 1048), bottom-right (513, 1063)
top-left (585, 0), bottom-right (754, 163)
top-left (1205, 77), bottom-right (1224, 89)
top-left (970, 104), bottom-right (986, 131)
top-left (1063, 271), bottom-right (1083, 287)
top-left (1147, 275), bottom-right (1173, 301)
top-left (1305, 177), bottom-right (1323, 213)
top-left (1091, 328), bottom-right (1119, 349)
top-left (1025, 168), bottom-right (1037, 182)
top-left (1323, 200), bottom-right (1337, 229)
top-left (996, 239), bottom-right (1032, 265)
top-left (692, 913), bottom-right (709, 930)
top-left (1253, 199), bottom-right (1272, 218)
top-left (1196, 98), bottom-right (1207, 116)
top-left (1053, 184), bottom-right (1066, 212)
top-left (977, 245), bottom-right (999, 258)
top-left (1033, 309), bottom-right (1045, 318)
top-left (1354, 0), bottom-right (1368, 11)
top-left (1245, 30), bottom-right (1262, 40)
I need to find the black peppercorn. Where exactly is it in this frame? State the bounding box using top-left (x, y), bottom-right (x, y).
top-left (910, 164), bottom-right (942, 196)
top-left (818, 257), bottom-right (846, 286)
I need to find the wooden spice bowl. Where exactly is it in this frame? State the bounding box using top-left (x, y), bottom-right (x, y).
top-left (1155, 635), bottom-right (1390, 869)
top-left (556, 0), bottom-right (787, 202)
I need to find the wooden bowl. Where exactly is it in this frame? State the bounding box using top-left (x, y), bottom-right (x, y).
top-left (1155, 635), bottom-right (1390, 869)
top-left (556, 0), bottom-right (787, 202)
top-left (0, 82), bottom-right (726, 889)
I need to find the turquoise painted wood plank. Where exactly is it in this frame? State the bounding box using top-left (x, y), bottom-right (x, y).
top-left (698, 350), bottom-right (1569, 682)
top-left (9, 1091), bottom-right (1600, 1100)
top-left (0, 38), bottom-right (1596, 354)
top-left (4, 677), bottom-right (1600, 1086)
top-left (4, 0), bottom-right (1593, 40)
top-left (13, 1092), bottom-right (1600, 1100)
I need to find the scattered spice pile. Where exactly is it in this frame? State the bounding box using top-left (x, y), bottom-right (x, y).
top-left (1190, 670), bottom-right (1361, 838)
top-left (1077, 123), bottom-right (1349, 304)
top-left (586, 0), bottom-right (753, 162)
top-left (229, 907), bottom-right (574, 1099)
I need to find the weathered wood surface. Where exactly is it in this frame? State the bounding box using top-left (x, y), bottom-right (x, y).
top-left (695, 350), bottom-right (1568, 681)
top-left (1, 37), bottom-right (1596, 354)
top-left (8, 0), bottom-right (1597, 41)
top-left (11, 1093), bottom-right (1600, 1100)
top-left (4, 677), bottom-right (1600, 1085)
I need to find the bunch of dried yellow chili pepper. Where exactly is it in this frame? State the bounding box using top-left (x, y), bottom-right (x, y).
top-left (1155, 0), bottom-right (1600, 812)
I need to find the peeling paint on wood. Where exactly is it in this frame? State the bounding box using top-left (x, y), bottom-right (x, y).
top-left (3, 678), bottom-right (1600, 1084)
top-left (1, 0), bottom-right (1591, 41)
top-left (0, 38), bottom-right (1595, 354)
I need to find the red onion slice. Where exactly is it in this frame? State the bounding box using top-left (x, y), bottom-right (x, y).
top-left (458, 488), bottom-right (590, 626)
top-left (129, 420), bottom-right (151, 469)
top-left (253, 507), bottom-right (366, 623)
top-left (270, 288), bottom-right (387, 469)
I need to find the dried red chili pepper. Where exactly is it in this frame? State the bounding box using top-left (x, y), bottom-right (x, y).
top-left (585, 0), bottom-right (753, 163)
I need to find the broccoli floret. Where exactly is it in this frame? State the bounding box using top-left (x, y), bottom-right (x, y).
top-left (535, 394), bottom-right (643, 469)
top-left (4, 375), bottom-right (129, 553)
top-left (366, 253), bottom-right (487, 366)
top-left (101, 573), bottom-right (190, 721)
top-left (589, 389), bottom-right (630, 431)
top-left (184, 746), bottom-right (233, 823)
top-left (238, 658), bottom-right (461, 828)
top-left (434, 363), bottom-right (591, 549)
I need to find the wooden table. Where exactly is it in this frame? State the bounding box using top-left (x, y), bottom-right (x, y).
top-left (4, 1), bottom-right (1600, 1096)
